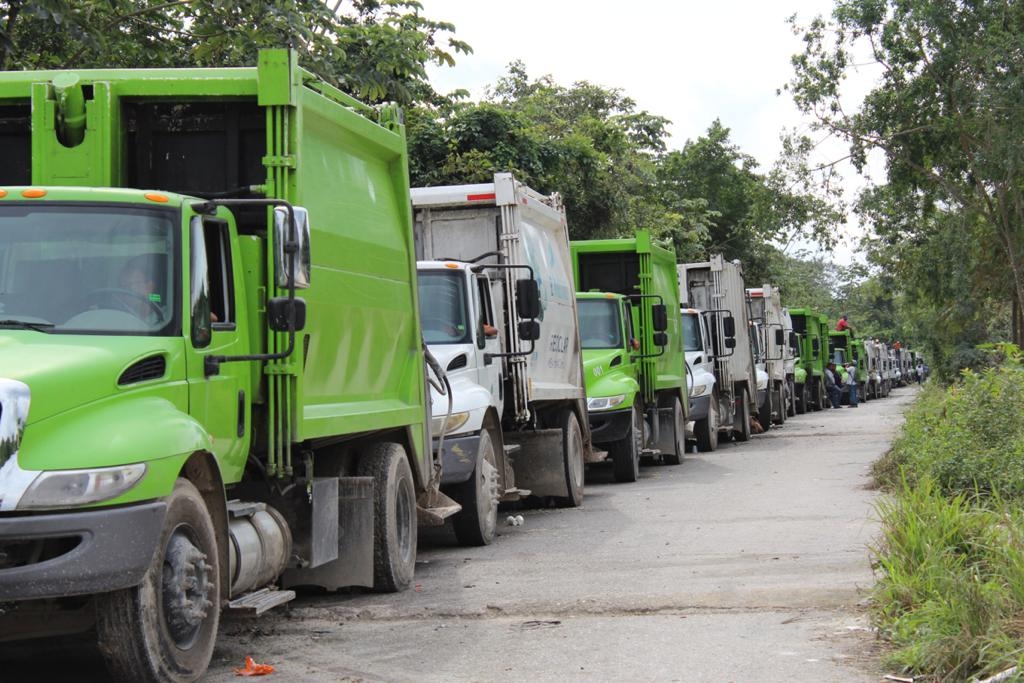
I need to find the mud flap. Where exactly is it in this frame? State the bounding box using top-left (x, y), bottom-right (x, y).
top-left (281, 476), bottom-right (374, 590)
top-left (655, 405), bottom-right (676, 455)
top-left (504, 428), bottom-right (568, 498)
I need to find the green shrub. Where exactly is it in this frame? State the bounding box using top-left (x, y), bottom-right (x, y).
top-left (871, 479), bottom-right (1024, 680)
top-left (874, 346), bottom-right (1024, 499)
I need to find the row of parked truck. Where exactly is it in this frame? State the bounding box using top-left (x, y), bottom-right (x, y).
top-left (0, 52), bottom-right (922, 682)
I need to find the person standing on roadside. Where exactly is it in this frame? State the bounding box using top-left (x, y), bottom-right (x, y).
top-left (825, 362), bottom-right (842, 408)
top-left (845, 362), bottom-right (859, 407)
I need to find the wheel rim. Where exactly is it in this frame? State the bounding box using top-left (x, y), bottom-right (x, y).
top-left (478, 437), bottom-right (499, 537)
top-left (568, 418), bottom-right (584, 491)
top-left (161, 525), bottom-right (215, 650)
top-left (673, 400), bottom-right (684, 454)
top-left (396, 477), bottom-right (415, 564)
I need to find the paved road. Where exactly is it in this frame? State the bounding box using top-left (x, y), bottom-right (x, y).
top-left (3, 386), bottom-right (916, 682)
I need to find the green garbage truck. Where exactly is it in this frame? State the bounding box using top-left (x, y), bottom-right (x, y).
top-left (789, 308), bottom-right (829, 412)
top-left (571, 231), bottom-right (688, 482)
top-left (0, 51), bottom-right (453, 682)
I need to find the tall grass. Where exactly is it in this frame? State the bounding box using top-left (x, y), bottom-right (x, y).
top-left (870, 347), bottom-right (1024, 681)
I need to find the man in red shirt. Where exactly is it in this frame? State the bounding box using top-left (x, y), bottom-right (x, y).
top-left (836, 315), bottom-right (850, 332)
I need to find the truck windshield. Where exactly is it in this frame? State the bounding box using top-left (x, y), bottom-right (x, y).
top-left (578, 298), bottom-right (622, 349)
top-left (681, 312), bottom-right (702, 351)
top-left (418, 270), bottom-right (471, 344)
top-left (0, 204), bottom-right (178, 336)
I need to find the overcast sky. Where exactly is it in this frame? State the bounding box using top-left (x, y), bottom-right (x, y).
top-left (422, 0), bottom-right (881, 261)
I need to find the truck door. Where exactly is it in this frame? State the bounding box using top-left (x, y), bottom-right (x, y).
top-left (474, 273), bottom-right (502, 409)
top-left (186, 215), bottom-right (253, 480)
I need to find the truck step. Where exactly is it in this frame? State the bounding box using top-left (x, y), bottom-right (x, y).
top-left (588, 448), bottom-right (609, 463)
top-left (503, 444), bottom-right (522, 455)
top-left (499, 487), bottom-right (532, 502)
top-left (226, 587), bottom-right (296, 616)
top-left (417, 503), bottom-right (461, 527)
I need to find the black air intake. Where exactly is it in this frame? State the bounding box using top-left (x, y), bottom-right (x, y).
top-left (118, 355), bottom-right (167, 385)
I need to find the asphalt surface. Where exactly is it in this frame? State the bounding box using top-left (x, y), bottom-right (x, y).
top-left (2, 386), bottom-right (918, 682)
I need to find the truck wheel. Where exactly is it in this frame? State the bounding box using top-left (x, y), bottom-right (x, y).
top-left (554, 409), bottom-right (585, 508)
top-left (811, 380), bottom-right (823, 412)
top-left (95, 478), bottom-right (219, 683)
top-left (452, 428), bottom-right (499, 547)
top-left (662, 397), bottom-right (685, 465)
top-left (695, 392), bottom-right (719, 452)
top-left (734, 388), bottom-right (752, 442)
top-left (787, 380), bottom-right (797, 417)
top-left (611, 402), bottom-right (642, 483)
top-left (758, 389), bottom-right (772, 430)
top-left (358, 443), bottom-right (417, 592)
top-left (773, 385), bottom-right (786, 425)
top-left (795, 383), bottom-right (807, 415)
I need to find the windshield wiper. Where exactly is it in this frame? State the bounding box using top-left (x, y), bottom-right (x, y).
top-left (0, 319), bottom-right (56, 332)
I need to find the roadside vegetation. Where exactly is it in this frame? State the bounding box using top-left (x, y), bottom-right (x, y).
top-left (870, 345), bottom-right (1024, 681)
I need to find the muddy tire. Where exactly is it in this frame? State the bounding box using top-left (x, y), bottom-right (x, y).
top-left (452, 429), bottom-right (499, 547)
top-left (95, 478), bottom-right (220, 683)
top-left (787, 380), bottom-right (797, 417)
top-left (554, 409), bottom-right (585, 508)
top-left (611, 402), bottom-right (642, 483)
top-left (795, 383), bottom-right (807, 415)
top-left (734, 387), bottom-right (752, 442)
top-left (757, 389), bottom-right (772, 430)
top-left (358, 443), bottom-right (417, 592)
top-left (773, 385), bottom-right (786, 425)
top-left (695, 392), bottom-right (719, 452)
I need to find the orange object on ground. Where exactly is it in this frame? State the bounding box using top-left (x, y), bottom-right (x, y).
top-left (234, 656), bottom-right (275, 676)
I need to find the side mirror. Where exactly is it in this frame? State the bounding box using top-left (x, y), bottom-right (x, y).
top-left (518, 320), bottom-right (540, 341)
top-left (789, 331), bottom-right (798, 350)
top-left (273, 206), bottom-right (312, 289)
top-left (812, 337), bottom-right (820, 352)
top-left (268, 297), bottom-right (307, 332)
top-left (722, 315), bottom-right (736, 338)
top-left (651, 304), bottom-right (668, 332)
top-left (775, 329), bottom-right (784, 346)
top-left (515, 278), bottom-right (541, 319)
top-left (653, 331), bottom-right (668, 347)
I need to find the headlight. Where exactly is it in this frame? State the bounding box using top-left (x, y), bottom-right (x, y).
top-left (19, 463), bottom-right (147, 510)
top-left (431, 411), bottom-right (470, 436)
top-left (587, 394), bottom-right (627, 411)
top-left (690, 383), bottom-right (709, 398)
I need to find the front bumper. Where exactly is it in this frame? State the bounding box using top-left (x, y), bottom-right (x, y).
top-left (436, 434), bottom-right (482, 486)
top-left (0, 500), bottom-right (167, 601)
top-left (687, 394), bottom-right (710, 421)
top-left (588, 407), bottom-right (632, 445)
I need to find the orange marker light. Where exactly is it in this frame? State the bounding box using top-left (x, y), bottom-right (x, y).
top-left (21, 188), bottom-right (46, 198)
top-left (444, 262), bottom-right (460, 269)
top-left (144, 192), bottom-right (169, 203)
top-left (0, 189), bottom-right (7, 198)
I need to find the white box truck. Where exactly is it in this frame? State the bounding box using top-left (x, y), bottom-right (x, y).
top-left (747, 284), bottom-right (796, 425)
top-left (412, 174), bottom-right (593, 545)
top-left (679, 255), bottom-right (760, 443)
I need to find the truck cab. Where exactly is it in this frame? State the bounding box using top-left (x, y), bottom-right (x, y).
top-left (682, 307), bottom-right (720, 451)
top-left (416, 260), bottom-right (507, 546)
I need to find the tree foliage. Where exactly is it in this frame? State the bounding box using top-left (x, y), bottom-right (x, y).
top-left (788, 0), bottom-right (1024, 367)
top-left (0, 0), bottom-right (470, 104)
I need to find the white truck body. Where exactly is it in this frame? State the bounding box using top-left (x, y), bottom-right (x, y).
top-left (413, 173), bottom-right (591, 515)
top-left (678, 255), bottom-right (759, 442)
top-left (747, 285), bottom-right (795, 424)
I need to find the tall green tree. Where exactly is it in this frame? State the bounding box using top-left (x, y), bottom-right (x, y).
top-left (407, 63), bottom-right (695, 242)
top-left (0, 0), bottom-right (469, 105)
top-left (788, 0), bottom-right (1024, 354)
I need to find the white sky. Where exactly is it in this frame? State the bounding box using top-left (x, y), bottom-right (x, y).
top-left (422, 0), bottom-right (883, 262)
